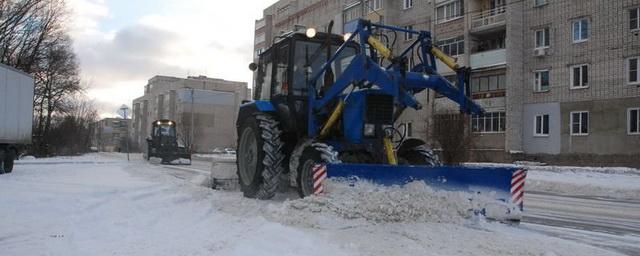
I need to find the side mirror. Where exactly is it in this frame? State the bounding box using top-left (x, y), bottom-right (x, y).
top-left (248, 63), bottom-right (258, 72)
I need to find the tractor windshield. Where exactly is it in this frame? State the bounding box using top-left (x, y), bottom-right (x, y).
top-left (292, 41), bottom-right (357, 96)
top-left (154, 124), bottom-right (176, 137)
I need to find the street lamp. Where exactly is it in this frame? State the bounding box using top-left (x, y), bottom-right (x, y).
top-left (118, 104), bottom-right (130, 161)
top-left (183, 87), bottom-right (195, 151)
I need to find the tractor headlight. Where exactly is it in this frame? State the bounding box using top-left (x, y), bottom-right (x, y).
top-left (343, 32), bottom-right (352, 41)
top-left (364, 123), bottom-right (375, 136)
top-left (306, 28), bottom-right (317, 38)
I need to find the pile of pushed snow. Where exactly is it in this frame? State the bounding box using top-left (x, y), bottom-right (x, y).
top-left (277, 180), bottom-right (516, 225)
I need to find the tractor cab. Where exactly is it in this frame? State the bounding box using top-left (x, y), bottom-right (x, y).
top-left (250, 31), bottom-right (359, 136)
top-left (151, 120), bottom-right (177, 142)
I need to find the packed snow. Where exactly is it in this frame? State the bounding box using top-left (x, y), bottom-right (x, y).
top-left (283, 180), bottom-right (519, 224)
top-left (0, 154), bottom-right (632, 255)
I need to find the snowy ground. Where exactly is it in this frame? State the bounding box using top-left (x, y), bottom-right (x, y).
top-left (1, 154), bottom-right (638, 255)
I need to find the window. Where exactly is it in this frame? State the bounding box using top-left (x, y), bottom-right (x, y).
top-left (535, 28), bottom-right (550, 48)
top-left (534, 0), bottom-right (547, 7)
top-left (471, 74), bottom-right (506, 93)
top-left (273, 45), bottom-right (289, 95)
top-left (403, 0), bottom-right (413, 9)
top-left (472, 112), bottom-right (506, 133)
top-left (572, 19), bottom-right (589, 42)
top-left (254, 34), bottom-right (265, 44)
top-left (629, 108), bottom-right (640, 135)
top-left (436, 0), bottom-right (463, 24)
top-left (366, 0), bottom-right (382, 11)
top-left (570, 64), bottom-right (588, 89)
top-left (631, 8), bottom-right (640, 30)
top-left (534, 114), bottom-right (550, 136)
top-left (436, 36), bottom-right (464, 56)
top-left (343, 3), bottom-right (362, 23)
top-left (627, 57), bottom-right (640, 85)
top-left (534, 70), bottom-right (550, 92)
top-left (570, 111), bottom-right (589, 135)
top-left (403, 25), bottom-right (414, 41)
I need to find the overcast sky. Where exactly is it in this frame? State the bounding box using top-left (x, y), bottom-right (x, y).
top-left (67, 0), bottom-right (276, 117)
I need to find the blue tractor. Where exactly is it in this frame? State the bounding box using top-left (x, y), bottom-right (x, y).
top-left (237, 19), bottom-right (525, 217)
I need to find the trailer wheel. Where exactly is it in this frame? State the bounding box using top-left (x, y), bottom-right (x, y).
top-left (1, 148), bottom-right (15, 173)
top-left (398, 145), bottom-right (441, 167)
top-left (4, 149), bottom-right (15, 173)
top-left (236, 114), bottom-right (285, 199)
top-left (0, 148), bottom-right (5, 174)
top-left (296, 143), bottom-right (340, 198)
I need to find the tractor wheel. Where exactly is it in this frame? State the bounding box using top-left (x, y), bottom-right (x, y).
top-left (236, 114), bottom-right (285, 199)
top-left (398, 145), bottom-right (441, 167)
top-left (3, 149), bottom-right (15, 173)
top-left (296, 143), bottom-right (341, 198)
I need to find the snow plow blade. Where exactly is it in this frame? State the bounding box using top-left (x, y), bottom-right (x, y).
top-left (316, 164), bottom-right (527, 220)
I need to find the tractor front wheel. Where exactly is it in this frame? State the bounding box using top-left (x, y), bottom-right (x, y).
top-left (296, 143), bottom-right (340, 198)
top-left (398, 145), bottom-right (441, 167)
top-left (236, 114), bottom-right (285, 199)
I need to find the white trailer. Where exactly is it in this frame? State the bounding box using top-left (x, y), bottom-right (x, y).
top-left (0, 63), bottom-right (34, 173)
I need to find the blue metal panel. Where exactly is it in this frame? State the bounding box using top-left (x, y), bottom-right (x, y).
top-left (342, 91), bottom-right (366, 143)
top-left (253, 100), bottom-right (276, 112)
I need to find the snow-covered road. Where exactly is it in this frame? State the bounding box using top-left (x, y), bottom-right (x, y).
top-left (1, 154), bottom-right (638, 255)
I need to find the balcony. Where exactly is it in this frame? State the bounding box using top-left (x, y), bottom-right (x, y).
top-left (469, 6), bottom-right (506, 34)
top-left (470, 49), bottom-right (506, 69)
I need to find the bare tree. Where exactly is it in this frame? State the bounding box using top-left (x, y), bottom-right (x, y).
top-left (0, 0), bottom-right (82, 155)
top-left (179, 113), bottom-right (199, 152)
top-left (432, 113), bottom-right (472, 164)
top-left (46, 95), bottom-right (98, 155)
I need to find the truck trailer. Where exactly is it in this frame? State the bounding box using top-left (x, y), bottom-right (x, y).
top-left (0, 63), bottom-right (34, 174)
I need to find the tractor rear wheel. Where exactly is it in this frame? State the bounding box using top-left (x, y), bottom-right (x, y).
top-left (398, 145), bottom-right (441, 167)
top-left (236, 114), bottom-right (285, 199)
top-left (296, 143), bottom-right (340, 198)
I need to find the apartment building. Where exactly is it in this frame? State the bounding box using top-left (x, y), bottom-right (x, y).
top-left (253, 0), bottom-right (640, 164)
top-left (92, 118), bottom-right (131, 152)
top-left (131, 75), bottom-right (250, 152)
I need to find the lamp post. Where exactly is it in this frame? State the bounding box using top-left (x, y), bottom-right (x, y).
top-left (118, 104), bottom-right (130, 161)
top-left (183, 87), bottom-right (195, 151)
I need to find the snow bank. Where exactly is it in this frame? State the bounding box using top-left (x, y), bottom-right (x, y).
top-left (274, 180), bottom-right (519, 225)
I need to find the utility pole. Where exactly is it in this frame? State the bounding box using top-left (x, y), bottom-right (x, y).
top-left (119, 105), bottom-right (130, 161)
top-left (190, 88), bottom-right (195, 152)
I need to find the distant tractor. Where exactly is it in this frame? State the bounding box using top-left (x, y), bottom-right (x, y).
top-left (145, 119), bottom-right (191, 164)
